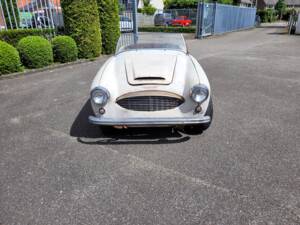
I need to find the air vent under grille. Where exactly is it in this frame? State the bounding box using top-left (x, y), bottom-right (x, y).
top-left (117, 95), bottom-right (184, 111)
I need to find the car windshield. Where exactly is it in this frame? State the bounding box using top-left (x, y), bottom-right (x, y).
top-left (116, 33), bottom-right (187, 54)
top-left (164, 13), bottom-right (172, 19)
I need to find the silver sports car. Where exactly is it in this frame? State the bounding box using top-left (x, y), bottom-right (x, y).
top-left (89, 33), bottom-right (213, 133)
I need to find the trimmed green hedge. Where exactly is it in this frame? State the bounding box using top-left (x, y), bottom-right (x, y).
top-left (17, 36), bottom-right (53, 69)
top-left (0, 41), bottom-right (23, 75)
top-left (0, 29), bottom-right (54, 47)
top-left (52, 36), bottom-right (78, 63)
top-left (97, 0), bottom-right (120, 54)
top-left (61, 0), bottom-right (102, 59)
top-left (139, 26), bottom-right (196, 33)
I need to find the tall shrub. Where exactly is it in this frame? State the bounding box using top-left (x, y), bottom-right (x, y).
top-left (61, 0), bottom-right (102, 58)
top-left (1, 0), bottom-right (19, 29)
top-left (97, 0), bottom-right (120, 54)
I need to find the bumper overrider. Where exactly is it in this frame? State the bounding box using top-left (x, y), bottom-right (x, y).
top-left (88, 115), bottom-right (211, 126)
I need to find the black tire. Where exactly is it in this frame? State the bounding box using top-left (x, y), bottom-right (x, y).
top-left (183, 99), bottom-right (213, 135)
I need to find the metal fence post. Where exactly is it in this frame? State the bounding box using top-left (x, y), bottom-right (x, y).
top-left (3, 0), bottom-right (13, 29)
top-left (132, 0), bottom-right (138, 43)
top-left (0, 0), bottom-right (8, 30)
top-left (195, 0), bottom-right (202, 38)
top-left (19, 0), bottom-right (27, 29)
top-left (212, 2), bottom-right (217, 35)
top-left (48, 0), bottom-right (56, 35)
top-left (25, 0), bottom-right (35, 28)
top-left (200, 1), bottom-right (205, 38)
top-left (41, 0), bottom-right (50, 28)
top-left (9, 0), bottom-right (18, 29)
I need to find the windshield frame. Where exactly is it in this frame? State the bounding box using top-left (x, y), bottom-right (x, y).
top-left (116, 33), bottom-right (188, 55)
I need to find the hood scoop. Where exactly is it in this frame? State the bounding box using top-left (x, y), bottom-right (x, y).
top-left (125, 53), bottom-right (177, 85)
top-left (135, 77), bottom-right (165, 81)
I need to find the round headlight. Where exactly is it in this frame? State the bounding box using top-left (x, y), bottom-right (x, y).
top-left (191, 84), bottom-right (209, 104)
top-left (91, 87), bottom-right (110, 106)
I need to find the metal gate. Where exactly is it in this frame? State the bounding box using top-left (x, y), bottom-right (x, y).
top-left (196, 2), bottom-right (215, 38)
top-left (117, 0), bottom-right (138, 49)
top-left (196, 1), bottom-right (257, 38)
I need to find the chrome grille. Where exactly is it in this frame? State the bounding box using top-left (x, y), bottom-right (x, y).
top-left (117, 96), bottom-right (184, 111)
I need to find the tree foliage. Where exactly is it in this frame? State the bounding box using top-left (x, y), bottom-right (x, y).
top-left (97, 0), bottom-right (120, 54)
top-left (218, 0), bottom-right (233, 5)
top-left (164, 0), bottom-right (234, 8)
top-left (275, 0), bottom-right (286, 19)
top-left (164, 0), bottom-right (198, 9)
top-left (142, 4), bottom-right (157, 15)
top-left (61, 0), bottom-right (102, 58)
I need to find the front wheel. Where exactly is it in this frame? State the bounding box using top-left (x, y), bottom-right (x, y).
top-left (183, 99), bottom-right (213, 135)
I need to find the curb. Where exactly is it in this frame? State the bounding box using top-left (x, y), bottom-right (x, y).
top-left (0, 56), bottom-right (109, 81)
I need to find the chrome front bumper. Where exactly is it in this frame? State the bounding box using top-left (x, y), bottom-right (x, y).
top-left (88, 115), bottom-right (211, 126)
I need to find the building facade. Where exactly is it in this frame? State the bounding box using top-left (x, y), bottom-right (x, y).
top-left (138, 0), bottom-right (164, 11)
top-left (257, 0), bottom-right (300, 9)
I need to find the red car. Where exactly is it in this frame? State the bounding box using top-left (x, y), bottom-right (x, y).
top-left (171, 16), bottom-right (192, 27)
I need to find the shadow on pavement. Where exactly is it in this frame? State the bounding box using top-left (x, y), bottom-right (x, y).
top-left (70, 100), bottom-right (191, 145)
top-left (267, 31), bottom-right (288, 35)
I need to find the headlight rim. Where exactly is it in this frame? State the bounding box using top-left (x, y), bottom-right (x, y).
top-left (190, 84), bottom-right (209, 104)
top-left (91, 86), bottom-right (110, 106)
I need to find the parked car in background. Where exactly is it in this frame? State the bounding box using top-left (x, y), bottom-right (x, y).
top-left (120, 15), bottom-right (133, 32)
top-left (89, 33), bottom-right (213, 133)
top-left (154, 13), bottom-right (173, 26)
top-left (171, 16), bottom-right (192, 27)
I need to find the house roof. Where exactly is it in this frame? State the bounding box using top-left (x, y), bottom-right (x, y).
top-left (263, 0), bottom-right (300, 5)
top-left (285, 0), bottom-right (300, 5)
top-left (240, 0), bottom-right (253, 4)
top-left (263, 0), bottom-right (278, 5)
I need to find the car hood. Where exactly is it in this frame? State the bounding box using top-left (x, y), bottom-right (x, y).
top-left (125, 52), bottom-right (178, 85)
top-left (91, 50), bottom-right (205, 104)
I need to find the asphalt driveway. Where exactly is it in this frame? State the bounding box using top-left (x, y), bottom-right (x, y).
top-left (0, 27), bottom-right (299, 225)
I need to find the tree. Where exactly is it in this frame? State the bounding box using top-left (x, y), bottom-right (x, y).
top-left (61, 0), bottom-right (102, 58)
top-left (97, 0), bottom-right (120, 54)
top-left (275, 0), bottom-right (286, 20)
top-left (164, 0), bottom-right (198, 9)
top-left (218, 0), bottom-right (233, 4)
top-left (1, 0), bottom-right (19, 28)
top-left (141, 0), bottom-right (157, 15)
top-left (143, 0), bottom-right (151, 6)
top-left (142, 4), bottom-right (157, 15)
